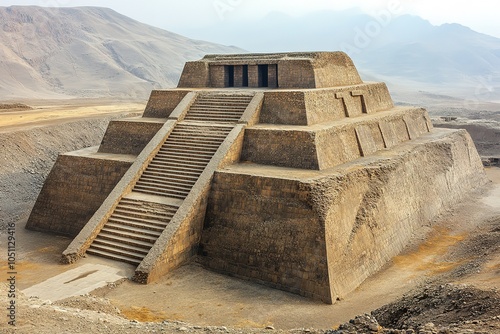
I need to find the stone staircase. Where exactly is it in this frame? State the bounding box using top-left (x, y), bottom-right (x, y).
top-left (86, 93), bottom-right (254, 265)
top-left (184, 94), bottom-right (253, 123)
top-left (88, 196), bottom-right (179, 265)
top-left (133, 123), bottom-right (233, 199)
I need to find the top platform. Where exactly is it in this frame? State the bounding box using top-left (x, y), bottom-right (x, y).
top-left (178, 52), bottom-right (364, 89)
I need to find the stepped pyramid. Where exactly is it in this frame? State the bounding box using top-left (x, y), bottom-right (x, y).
top-left (27, 52), bottom-right (487, 303)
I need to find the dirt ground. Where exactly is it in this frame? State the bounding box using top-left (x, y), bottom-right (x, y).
top-left (0, 99), bottom-right (144, 133)
top-left (0, 102), bottom-right (499, 333)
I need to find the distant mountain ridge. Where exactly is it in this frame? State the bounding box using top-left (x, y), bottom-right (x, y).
top-left (2, 6), bottom-right (500, 102)
top-left (181, 10), bottom-right (500, 101)
top-left (0, 6), bottom-right (242, 100)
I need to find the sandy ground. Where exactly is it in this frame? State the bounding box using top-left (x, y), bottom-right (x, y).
top-left (0, 99), bottom-right (145, 133)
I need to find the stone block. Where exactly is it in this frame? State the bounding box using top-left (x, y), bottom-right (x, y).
top-left (26, 149), bottom-right (133, 237)
top-left (98, 119), bottom-right (164, 155)
top-left (143, 90), bottom-right (190, 118)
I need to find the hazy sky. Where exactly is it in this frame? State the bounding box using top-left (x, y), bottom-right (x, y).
top-left (2, 0), bottom-right (499, 38)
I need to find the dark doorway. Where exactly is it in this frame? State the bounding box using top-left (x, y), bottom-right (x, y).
top-left (242, 65), bottom-right (249, 87)
top-left (258, 64), bottom-right (269, 87)
top-left (225, 65), bottom-right (235, 87)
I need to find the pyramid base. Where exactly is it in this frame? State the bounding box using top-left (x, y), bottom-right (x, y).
top-left (199, 128), bottom-right (488, 303)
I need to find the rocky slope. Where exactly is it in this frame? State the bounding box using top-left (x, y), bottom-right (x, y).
top-left (0, 6), bottom-right (241, 100)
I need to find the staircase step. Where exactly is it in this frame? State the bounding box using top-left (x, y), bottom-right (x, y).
top-left (117, 201), bottom-right (178, 213)
top-left (163, 141), bottom-right (221, 150)
top-left (140, 176), bottom-right (198, 187)
top-left (175, 123), bottom-right (234, 130)
top-left (146, 160), bottom-right (206, 173)
top-left (134, 187), bottom-right (188, 200)
top-left (188, 107), bottom-right (245, 112)
top-left (153, 154), bottom-right (211, 165)
top-left (162, 138), bottom-right (224, 148)
top-left (152, 156), bottom-right (209, 167)
top-left (105, 222), bottom-right (162, 237)
top-left (156, 154), bottom-right (215, 166)
top-left (188, 108), bottom-right (246, 114)
top-left (160, 145), bottom-right (219, 155)
top-left (145, 166), bottom-right (204, 176)
top-left (184, 116), bottom-right (240, 122)
top-left (86, 248), bottom-right (142, 266)
top-left (96, 231), bottom-right (155, 248)
top-left (154, 152), bottom-right (214, 163)
top-left (135, 182), bottom-right (191, 195)
top-left (193, 99), bottom-right (250, 103)
top-left (100, 227), bottom-right (159, 243)
top-left (109, 213), bottom-right (171, 230)
top-left (197, 97), bottom-right (252, 101)
top-left (172, 129), bottom-right (232, 136)
top-left (166, 136), bottom-right (224, 145)
top-left (142, 170), bottom-right (201, 180)
top-left (146, 162), bottom-right (206, 173)
top-left (140, 175), bottom-right (196, 187)
top-left (188, 110), bottom-right (246, 115)
top-left (162, 140), bottom-right (222, 148)
top-left (136, 180), bottom-right (192, 193)
top-left (168, 131), bottom-right (229, 141)
top-left (115, 202), bottom-right (178, 216)
top-left (113, 207), bottom-right (174, 222)
top-left (157, 149), bottom-right (217, 159)
top-left (91, 238), bottom-right (150, 255)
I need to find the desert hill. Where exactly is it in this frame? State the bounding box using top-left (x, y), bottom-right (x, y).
top-left (0, 6), bottom-right (242, 100)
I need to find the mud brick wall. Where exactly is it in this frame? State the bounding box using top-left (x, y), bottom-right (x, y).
top-left (177, 62), bottom-right (210, 88)
top-left (315, 129), bottom-right (487, 299)
top-left (98, 120), bottom-right (164, 155)
top-left (277, 59), bottom-right (316, 89)
top-left (259, 83), bottom-right (394, 126)
top-left (143, 90), bottom-right (190, 118)
top-left (241, 128), bottom-right (319, 169)
top-left (242, 108), bottom-right (431, 170)
top-left (26, 153), bottom-right (132, 237)
top-left (199, 173), bottom-right (332, 303)
top-left (201, 128), bottom-right (487, 303)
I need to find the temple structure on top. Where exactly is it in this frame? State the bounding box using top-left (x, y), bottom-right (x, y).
top-left (178, 52), bottom-right (363, 89)
top-left (27, 52), bottom-right (487, 303)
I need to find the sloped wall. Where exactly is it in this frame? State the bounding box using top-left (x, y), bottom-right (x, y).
top-left (199, 128), bottom-right (488, 303)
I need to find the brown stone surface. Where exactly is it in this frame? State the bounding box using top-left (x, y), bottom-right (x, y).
top-left (199, 128), bottom-right (487, 302)
top-left (98, 118), bottom-right (165, 155)
top-left (26, 148), bottom-right (134, 236)
top-left (143, 89), bottom-right (190, 118)
top-left (242, 107), bottom-right (430, 170)
top-left (178, 52), bottom-right (363, 89)
top-left (259, 84), bottom-right (393, 125)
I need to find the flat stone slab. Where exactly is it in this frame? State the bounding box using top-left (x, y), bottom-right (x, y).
top-left (22, 263), bottom-right (128, 302)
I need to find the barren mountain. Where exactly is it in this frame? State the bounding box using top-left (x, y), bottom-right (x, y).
top-left (0, 6), bottom-right (242, 100)
top-left (183, 10), bottom-right (500, 101)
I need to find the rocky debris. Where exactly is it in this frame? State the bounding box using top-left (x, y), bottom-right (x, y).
top-left (0, 103), bottom-right (32, 111)
top-left (54, 295), bottom-right (122, 316)
top-left (372, 284), bottom-right (500, 332)
top-left (325, 314), bottom-right (380, 333)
